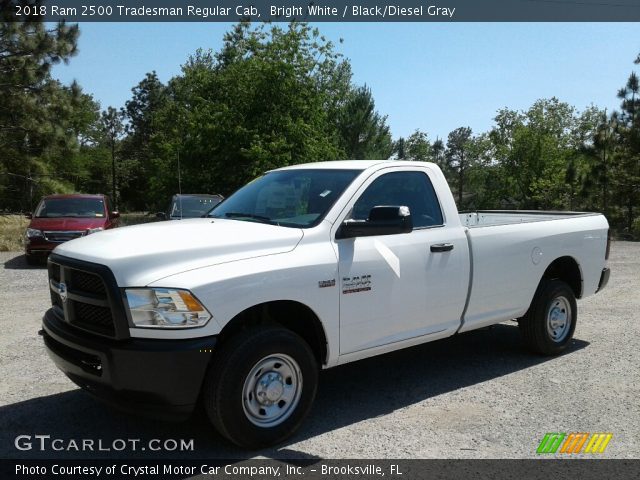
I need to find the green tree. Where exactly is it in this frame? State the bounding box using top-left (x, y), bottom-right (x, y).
top-left (431, 138), bottom-right (445, 168)
top-left (120, 72), bottom-right (169, 210)
top-left (393, 137), bottom-right (406, 159)
top-left (0, 2), bottom-right (80, 210)
top-left (578, 109), bottom-right (616, 215)
top-left (489, 99), bottom-right (580, 210)
top-left (100, 107), bottom-right (124, 208)
top-left (612, 61), bottom-right (640, 234)
top-left (336, 85), bottom-right (393, 159)
top-left (404, 130), bottom-right (431, 162)
top-left (462, 134), bottom-right (496, 209)
top-left (143, 22), bottom-right (355, 207)
top-left (445, 127), bottom-right (473, 206)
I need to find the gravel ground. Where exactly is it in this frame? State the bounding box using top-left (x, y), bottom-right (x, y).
top-left (0, 242), bottom-right (638, 460)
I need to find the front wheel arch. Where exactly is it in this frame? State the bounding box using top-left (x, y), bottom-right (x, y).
top-left (217, 300), bottom-right (329, 366)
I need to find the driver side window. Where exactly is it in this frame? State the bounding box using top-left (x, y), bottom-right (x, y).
top-left (349, 171), bottom-right (443, 228)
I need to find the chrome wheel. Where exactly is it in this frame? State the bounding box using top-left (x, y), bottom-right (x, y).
top-left (546, 296), bottom-right (571, 342)
top-left (242, 354), bottom-right (302, 427)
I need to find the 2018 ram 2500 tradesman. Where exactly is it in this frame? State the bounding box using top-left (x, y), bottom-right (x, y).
top-left (41, 160), bottom-right (610, 448)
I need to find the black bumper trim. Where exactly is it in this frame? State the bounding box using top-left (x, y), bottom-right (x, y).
top-left (42, 309), bottom-right (217, 420)
top-left (596, 267), bottom-right (610, 293)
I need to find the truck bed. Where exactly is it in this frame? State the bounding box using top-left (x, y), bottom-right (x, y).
top-left (457, 209), bottom-right (608, 334)
top-left (459, 210), bottom-right (600, 228)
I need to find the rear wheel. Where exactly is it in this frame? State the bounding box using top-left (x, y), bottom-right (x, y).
top-left (519, 279), bottom-right (577, 355)
top-left (203, 326), bottom-right (318, 448)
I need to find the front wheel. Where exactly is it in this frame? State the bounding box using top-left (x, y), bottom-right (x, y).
top-left (519, 279), bottom-right (577, 355)
top-left (203, 326), bottom-right (318, 448)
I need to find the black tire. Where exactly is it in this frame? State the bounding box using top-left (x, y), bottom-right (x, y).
top-left (203, 326), bottom-right (318, 449)
top-left (519, 279), bottom-right (577, 355)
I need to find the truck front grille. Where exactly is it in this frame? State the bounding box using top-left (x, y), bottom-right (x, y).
top-left (47, 256), bottom-right (127, 339)
top-left (73, 302), bottom-right (115, 336)
top-left (49, 262), bottom-right (61, 282)
top-left (70, 269), bottom-right (106, 296)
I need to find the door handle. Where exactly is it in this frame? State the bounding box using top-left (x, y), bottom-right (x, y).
top-left (430, 243), bottom-right (454, 252)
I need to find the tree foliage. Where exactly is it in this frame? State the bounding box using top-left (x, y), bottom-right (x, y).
top-left (115, 22), bottom-right (391, 209)
top-left (612, 65), bottom-right (640, 234)
top-left (337, 85), bottom-right (393, 160)
top-left (0, 1), bottom-right (83, 210)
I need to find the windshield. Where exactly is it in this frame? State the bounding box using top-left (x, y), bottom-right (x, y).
top-left (170, 196), bottom-right (222, 218)
top-left (208, 169), bottom-right (361, 228)
top-left (35, 198), bottom-right (106, 218)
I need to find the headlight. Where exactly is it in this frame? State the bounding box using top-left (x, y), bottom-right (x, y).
top-left (25, 228), bottom-right (43, 238)
top-left (86, 227), bottom-right (104, 235)
top-left (125, 288), bottom-right (211, 328)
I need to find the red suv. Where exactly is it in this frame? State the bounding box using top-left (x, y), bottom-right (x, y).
top-left (24, 194), bottom-right (119, 264)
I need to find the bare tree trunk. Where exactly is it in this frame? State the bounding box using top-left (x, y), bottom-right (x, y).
top-left (458, 152), bottom-right (465, 206)
top-left (111, 139), bottom-right (117, 209)
top-left (602, 145), bottom-right (608, 217)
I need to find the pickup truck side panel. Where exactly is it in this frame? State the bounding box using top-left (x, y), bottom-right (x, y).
top-left (152, 163), bottom-right (608, 367)
top-left (330, 165), bottom-right (470, 355)
top-left (146, 227), bottom-right (342, 362)
top-left (459, 215), bottom-right (609, 332)
top-left (44, 162), bottom-right (610, 368)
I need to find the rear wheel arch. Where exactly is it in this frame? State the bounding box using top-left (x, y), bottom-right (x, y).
top-left (541, 256), bottom-right (583, 299)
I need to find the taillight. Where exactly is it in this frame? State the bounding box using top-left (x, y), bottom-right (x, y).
top-left (605, 229), bottom-right (611, 260)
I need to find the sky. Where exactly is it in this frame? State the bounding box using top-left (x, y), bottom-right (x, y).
top-left (52, 22), bottom-right (639, 142)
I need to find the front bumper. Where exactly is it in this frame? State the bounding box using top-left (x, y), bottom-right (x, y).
top-left (25, 238), bottom-right (57, 257)
top-left (42, 309), bottom-right (217, 420)
top-left (596, 267), bottom-right (610, 293)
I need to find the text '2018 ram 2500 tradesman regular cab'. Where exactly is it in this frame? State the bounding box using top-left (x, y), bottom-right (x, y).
top-left (41, 161), bottom-right (610, 448)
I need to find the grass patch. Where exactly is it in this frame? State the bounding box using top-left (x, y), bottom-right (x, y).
top-left (0, 215), bottom-right (28, 252)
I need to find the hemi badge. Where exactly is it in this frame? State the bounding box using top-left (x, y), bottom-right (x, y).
top-left (318, 279), bottom-right (336, 288)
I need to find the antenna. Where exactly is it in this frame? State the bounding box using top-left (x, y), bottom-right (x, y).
top-left (178, 149), bottom-right (183, 220)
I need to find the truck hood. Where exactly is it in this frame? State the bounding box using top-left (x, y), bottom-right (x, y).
top-left (29, 217), bottom-right (107, 230)
top-left (54, 218), bottom-right (304, 286)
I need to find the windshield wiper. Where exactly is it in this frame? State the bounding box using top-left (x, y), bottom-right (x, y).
top-left (223, 212), bottom-right (273, 223)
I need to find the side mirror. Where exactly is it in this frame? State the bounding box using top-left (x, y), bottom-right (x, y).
top-left (110, 211), bottom-right (120, 219)
top-left (156, 212), bottom-right (167, 220)
top-left (24, 213), bottom-right (32, 219)
top-left (337, 206), bottom-right (413, 239)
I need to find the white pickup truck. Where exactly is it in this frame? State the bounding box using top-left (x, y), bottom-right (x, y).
top-left (42, 160), bottom-right (610, 448)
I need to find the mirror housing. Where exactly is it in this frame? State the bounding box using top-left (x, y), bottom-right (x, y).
top-left (156, 212), bottom-right (167, 220)
top-left (24, 213), bottom-right (32, 219)
top-left (110, 211), bottom-right (120, 219)
top-left (337, 206), bottom-right (413, 239)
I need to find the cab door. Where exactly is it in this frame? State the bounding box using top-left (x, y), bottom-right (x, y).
top-left (334, 167), bottom-right (469, 355)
